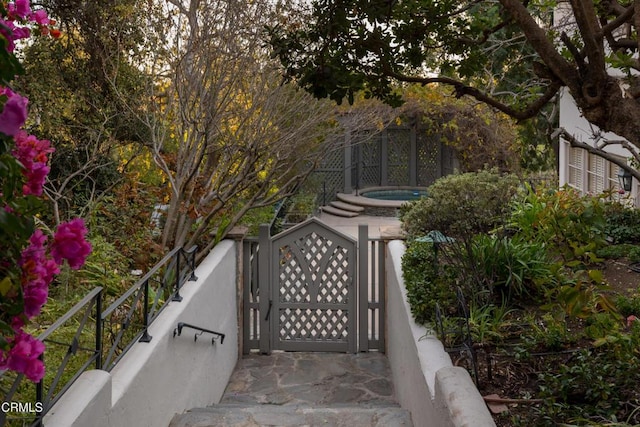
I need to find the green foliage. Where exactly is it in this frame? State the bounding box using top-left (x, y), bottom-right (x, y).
top-left (526, 312), bottom-right (578, 352)
top-left (400, 169), bottom-right (520, 240)
top-left (603, 202), bottom-right (640, 244)
top-left (537, 347), bottom-right (640, 423)
top-left (401, 241), bottom-right (456, 324)
top-left (544, 270), bottom-right (618, 320)
top-left (240, 205), bottom-right (279, 236)
top-left (584, 312), bottom-right (622, 340)
top-left (596, 243), bottom-right (639, 260)
top-left (508, 185), bottom-right (608, 264)
top-left (404, 86), bottom-right (521, 174)
top-left (468, 303), bottom-right (514, 345)
top-left (88, 181), bottom-right (163, 270)
top-left (469, 234), bottom-right (555, 303)
top-left (615, 291), bottom-right (640, 318)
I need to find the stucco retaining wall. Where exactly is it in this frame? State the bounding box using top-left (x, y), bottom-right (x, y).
top-left (44, 240), bottom-right (239, 427)
top-left (386, 240), bottom-right (496, 427)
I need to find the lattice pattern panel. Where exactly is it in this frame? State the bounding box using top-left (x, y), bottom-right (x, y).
top-left (417, 131), bottom-right (439, 186)
top-left (279, 308), bottom-right (349, 341)
top-left (314, 148), bottom-right (345, 203)
top-left (441, 144), bottom-right (457, 176)
top-left (360, 140), bottom-right (381, 187)
top-left (386, 128), bottom-right (410, 185)
top-left (278, 232), bottom-right (351, 304)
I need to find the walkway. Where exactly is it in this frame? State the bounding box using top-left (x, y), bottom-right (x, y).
top-left (316, 212), bottom-right (404, 240)
top-left (170, 352), bottom-right (413, 426)
top-left (170, 214), bottom-right (411, 427)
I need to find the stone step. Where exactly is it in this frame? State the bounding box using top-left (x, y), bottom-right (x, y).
top-left (330, 200), bottom-right (365, 213)
top-left (320, 205), bottom-right (360, 218)
top-left (169, 404), bottom-right (413, 427)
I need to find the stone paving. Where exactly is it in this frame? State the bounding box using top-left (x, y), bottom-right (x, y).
top-left (169, 351), bottom-right (413, 427)
top-left (221, 352), bottom-right (398, 406)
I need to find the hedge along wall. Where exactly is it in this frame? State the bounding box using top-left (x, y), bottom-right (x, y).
top-left (385, 240), bottom-right (496, 427)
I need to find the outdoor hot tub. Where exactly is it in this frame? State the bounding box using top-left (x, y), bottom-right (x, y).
top-left (360, 188), bottom-right (428, 202)
top-left (337, 186), bottom-right (428, 216)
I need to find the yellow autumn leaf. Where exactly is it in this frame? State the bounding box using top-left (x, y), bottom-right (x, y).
top-left (0, 276), bottom-right (13, 296)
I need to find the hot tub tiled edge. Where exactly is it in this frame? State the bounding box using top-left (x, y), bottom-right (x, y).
top-left (386, 240), bottom-right (496, 427)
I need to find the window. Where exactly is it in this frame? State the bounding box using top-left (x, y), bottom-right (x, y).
top-left (587, 152), bottom-right (605, 194)
top-left (567, 145), bottom-right (584, 191)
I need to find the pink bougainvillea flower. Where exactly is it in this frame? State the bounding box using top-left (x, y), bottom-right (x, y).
top-left (51, 218), bottom-right (92, 269)
top-left (31, 9), bottom-right (48, 26)
top-left (12, 0), bottom-right (32, 19)
top-left (0, 20), bottom-right (31, 52)
top-left (12, 130), bottom-right (54, 196)
top-left (0, 330), bottom-right (45, 382)
top-left (22, 161), bottom-right (50, 196)
top-left (0, 88), bottom-right (28, 136)
top-left (19, 229), bottom-right (59, 318)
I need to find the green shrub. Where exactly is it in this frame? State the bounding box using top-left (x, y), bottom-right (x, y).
top-left (468, 235), bottom-right (556, 303)
top-left (615, 292), bottom-right (640, 318)
top-left (400, 169), bottom-right (521, 240)
top-left (401, 241), bottom-right (457, 324)
top-left (468, 303), bottom-right (515, 345)
top-left (604, 202), bottom-right (640, 244)
top-left (596, 243), bottom-right (637, 259)
top-left (629, 245), bottom-right (640, 263)
top-left (537, 347), bottom-right (640, 423)
top-left (508, 186), bottom-right (607, 264)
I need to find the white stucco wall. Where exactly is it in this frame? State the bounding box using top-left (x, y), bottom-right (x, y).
top-left (385, 240), bottom-right (496, 427)
top-left (555, 3), bottom-right (639, 203)
top-left (44, 240), bottom-right (239, 427)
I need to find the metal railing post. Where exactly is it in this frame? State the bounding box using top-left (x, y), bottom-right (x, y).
top-left (140, 279), bottom-right (152, 342)
top-left (189, 248), bottom-right (198, 281)
top-left (173, 249), bottom-right (183, 301)
top-left (35, 353), bottom-right (44, 426)
top-left (95, 290), bottom-right (103, 370)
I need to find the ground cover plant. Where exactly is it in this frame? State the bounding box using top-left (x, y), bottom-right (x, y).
top-left (401, 172), bottom-right (640, 426)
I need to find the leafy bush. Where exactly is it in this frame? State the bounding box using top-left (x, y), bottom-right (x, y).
top-left (468, 303), bottom-right (515, 345)
top-left (615, 291), bottom-right (640, 318)
top-left (537, 347), bottom-right (640, 423)
top-left (508, 186), bottom-right (608, 264)
top-left (401, 241), bottom-right (457, 324)
top-left (468, 235), bottom-right (556, 303)
top-left (604, 202), bottom-right (640, 244)
top-left (596, 243), bottom-right (638, 259)
top-left (400, 169), bottom-right (521, 240)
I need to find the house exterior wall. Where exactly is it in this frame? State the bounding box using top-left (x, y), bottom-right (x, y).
top-left (558, 89), bottom-right (638, 205)
top-left (555, 3), bottom-right (638, 205)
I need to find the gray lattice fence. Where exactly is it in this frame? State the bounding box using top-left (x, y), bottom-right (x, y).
top-left (386, 128), bottom-right (411, 185)
top-left (307, 123), bottom-right (455, 207)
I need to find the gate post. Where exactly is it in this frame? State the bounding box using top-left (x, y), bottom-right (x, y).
top-left (358, 224), bottom-right (369, 352)
top-left (258, 224), bottom-right (271, 354)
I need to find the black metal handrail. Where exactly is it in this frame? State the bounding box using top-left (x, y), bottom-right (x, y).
top-left (173, 322), bottom-right (225, 345)
top-left (0, 245), bottom-right (200, 427)
top-left (100, 245), bottom-right (198, 371)
top-left (0, 287), bottom-right (103, 427)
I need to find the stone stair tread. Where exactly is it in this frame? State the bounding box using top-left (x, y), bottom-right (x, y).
top-left (170, 404), bottom-right (413, 427)
top-left (329, 200), bottom-right (365, 212)
top-left (320, 205), bottom-right (360, 218)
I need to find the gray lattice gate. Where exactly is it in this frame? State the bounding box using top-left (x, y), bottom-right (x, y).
top-left (242, 218), bottom-right (384, 354)
top-left (271, 219), bottom-right (356, 352)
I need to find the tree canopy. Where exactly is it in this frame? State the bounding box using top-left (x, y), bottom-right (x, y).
top-left (268, 0), bottom-right (640, 150)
